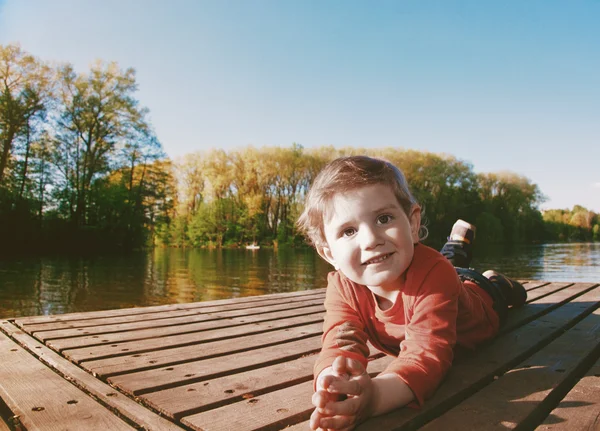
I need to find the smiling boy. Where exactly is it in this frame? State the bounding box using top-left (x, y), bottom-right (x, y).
top-left (296, 155), bottom-right (526, 430)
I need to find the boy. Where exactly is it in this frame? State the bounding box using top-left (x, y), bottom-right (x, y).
top-left (296, 156), bottom-right (526, 430)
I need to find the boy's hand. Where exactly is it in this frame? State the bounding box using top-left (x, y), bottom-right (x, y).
top-left (311, 356), bottom-right (350, 430)
top-left (310, 356), bottom-right (374, 431)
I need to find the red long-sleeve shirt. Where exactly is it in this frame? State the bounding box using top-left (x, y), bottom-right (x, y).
top-left (313, 243), bottom-right (500, 406)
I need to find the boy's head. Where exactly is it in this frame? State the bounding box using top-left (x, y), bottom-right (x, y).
top-left (297, 155), bottom-right (422, 248)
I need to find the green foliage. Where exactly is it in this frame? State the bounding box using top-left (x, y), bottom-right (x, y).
top-left (542, 207), bottom-right (599, 242)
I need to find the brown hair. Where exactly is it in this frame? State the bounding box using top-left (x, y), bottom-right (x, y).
top-left (297, 155), bottom-right (425, 247)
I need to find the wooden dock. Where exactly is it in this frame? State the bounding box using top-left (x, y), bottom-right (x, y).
top-left (1, 281), bottom-right (599, 430)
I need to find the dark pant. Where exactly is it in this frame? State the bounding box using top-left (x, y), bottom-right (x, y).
top-left (440, 240), bottom-right (508, 325)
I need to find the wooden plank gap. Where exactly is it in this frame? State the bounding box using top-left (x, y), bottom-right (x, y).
top-left (513, 341), bottom-right (600, 431)
top-left (535, 357), bottom-right (600, 430)
top-left (525, 281), bottom-right (551, 291)
top-left (527, 283), bottom-right (576, 303)
top-left (0, 394), bottom-right (24, 431)
top-left (499, 283), bottom-right (599, 336)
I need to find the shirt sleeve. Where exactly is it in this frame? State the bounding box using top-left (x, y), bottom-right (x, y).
top-left (313, 272), bottom-right (370, 385)
top-left (382, 259), bottom-right (460, 406)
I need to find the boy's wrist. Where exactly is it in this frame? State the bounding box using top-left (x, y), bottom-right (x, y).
top-left (370, 373), bottom-right (415, 416)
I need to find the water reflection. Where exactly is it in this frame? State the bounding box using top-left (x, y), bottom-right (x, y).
top-left (0, 243), bottom-right (598, 318)
top-left (472, 242), bottom-right (600, 283)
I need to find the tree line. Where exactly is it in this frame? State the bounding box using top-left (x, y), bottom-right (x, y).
top-left (163, 145), bottom-right (554, 248)
top-left (1, 44), bottom-right (597, 255)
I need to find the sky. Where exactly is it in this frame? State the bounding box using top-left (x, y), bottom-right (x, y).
top-left (1, 0), bottom-right (599, 212)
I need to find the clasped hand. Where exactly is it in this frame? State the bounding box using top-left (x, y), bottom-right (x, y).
top-left (310, 356), bottom-right (374, 431)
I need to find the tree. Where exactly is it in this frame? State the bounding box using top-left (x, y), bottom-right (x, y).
top-left (54, 60), bottom-right (147, 228)
top-left (0, 44), bottom-right (52, 185)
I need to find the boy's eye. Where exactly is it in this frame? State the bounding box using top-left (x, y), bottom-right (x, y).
top-left (377, 214), bottom-right (393, 224)
top-left (342, 228), bottom-right (356, 237)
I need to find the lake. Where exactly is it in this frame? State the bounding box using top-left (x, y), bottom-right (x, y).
top-left (1, 242), bottom-right (599, 318)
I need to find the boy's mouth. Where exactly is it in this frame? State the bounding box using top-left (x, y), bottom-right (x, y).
top-left (362, 252), bottom-right (394, 265)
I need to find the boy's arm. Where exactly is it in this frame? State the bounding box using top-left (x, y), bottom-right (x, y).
top-left (314, 272), bottom-right (370, 384)
top-left (383, 259), bottom-right (461, 406)
top-left (370, 373), bottom-right (415, 416)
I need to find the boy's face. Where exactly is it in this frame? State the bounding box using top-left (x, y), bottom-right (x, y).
top-left (318, 184), bottom-right (420, 293)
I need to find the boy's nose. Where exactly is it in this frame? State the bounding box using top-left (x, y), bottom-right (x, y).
top-left (359, 226), bottom-right (381, 249)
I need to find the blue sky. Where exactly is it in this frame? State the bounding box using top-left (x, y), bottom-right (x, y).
top-left (1, 0), bottom-right (599, 211)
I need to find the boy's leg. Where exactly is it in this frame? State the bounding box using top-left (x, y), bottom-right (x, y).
top-left (440, 219), bottom-right (476, 268)
top-left (455, 267), bottom-right (508, 325)
top-left (482, 270), bottom-right (528, 308)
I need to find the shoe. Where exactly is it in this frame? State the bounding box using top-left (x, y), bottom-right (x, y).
top-left (449, 219), bottom-right (476, 244)
top-left (482, 270), bottom-right (527, 308)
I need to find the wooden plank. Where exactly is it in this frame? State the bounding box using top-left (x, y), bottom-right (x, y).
top-left (44, 304), bottom-right (324, 350)
top-left (525, 282), bottom-right (574, 303)
top-left (183, 379), bottom-right (314, 431)
top-left (107, 334), bottom-right (322, 395)
top-left (81, 321), bottom-right (323, 377)
top-left (83, 321), bottom-right (324, 377)
top-left (142, 354), bottom-right (318, 419)
top-left (179, 284), bottom-right (600, 431)
top-left (536, 358), bottom-right (600, 431)
top-left (179, 355), bottom-right (393, 431)
top-left (418, 299), bottom-right (600, 430)
top-left (500, 283), bottom-right (597, 335)
top-left (64, 313), bottom-right (324, 364)
top-left (22, 293), bottom-right (326, 333)
top-left (0, 329), bottom-right (135, 431)
top-left (59, 283), bottom-right (587, 366)
top-left (142, 346), bottom-right (383, 420)
top-left (523, 281), bottom-right (551, 290)
top-left (14, 288), bottom-right (326, 325)
top-left (0, 321), bottom-right (184, 430)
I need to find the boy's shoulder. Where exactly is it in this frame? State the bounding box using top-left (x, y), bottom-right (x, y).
top-left (326, 270), bottom-right (371, 305)
top-left (406, 243), bottom-right (460, 293)
top-left (412, 243), bottom-right (449, 267)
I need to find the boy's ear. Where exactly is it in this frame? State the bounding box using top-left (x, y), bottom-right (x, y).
top-left (409, 205), bottom-right (422, 243)
top-left (316, 245), bottom-right (339, 270)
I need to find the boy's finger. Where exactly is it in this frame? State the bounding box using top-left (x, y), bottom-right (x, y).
top-left (312, 389), bottom-right (333, 408)
top-left (346, 358), bottom-right (366, 376)
top-left (313, 389), bottom-right (346, 408)
top-left (331, 355), bottom-right (348, 376)
top-left (309, 407), bottom-right (325, 430)
top-left (327, 378), bottom-right (362, 396)
top-left (322, 396), bottom-right (360, 416)
top-left (321, 372), bottom-right (353, 391)
top-left (319, 414), bottom-right (356, 430)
